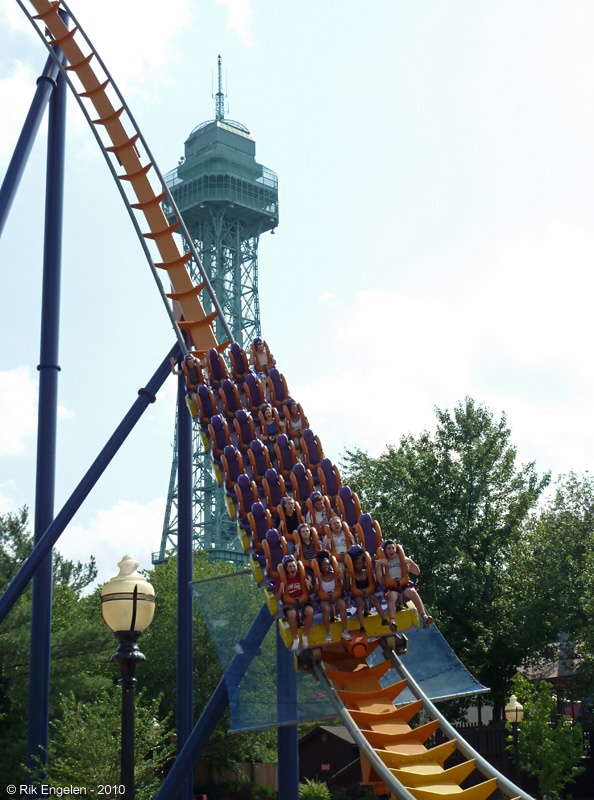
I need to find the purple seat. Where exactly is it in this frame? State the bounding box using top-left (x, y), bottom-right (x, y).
top-left (273, 433), bottom-right (298, 479)
top-left (301, 428), bottom-right (324, 471)
top-left (219, 378), bottom-right (242, 419)
top-left (233, 409), bottom-right (257, 453)
top-left (248, 502), bottom-right (272, 552)
top-left (355, 513), bottom-right (383, 557)
top-left (247, 439), bottom-right (272, 487)
top-left (267, 368), bottom-right (290, 409)
top-left (234, 474), bottom-right (259, 523)
top-left (195, 384), bottom-right (218, 430)
top-left (290, 462), bottom-right (315, 504)
top-left (205, 348), bottom-right (229, 388)
top-left (229, 342), bottom-right (251, 384)
top-left (262, 528), bottom-right (288, 582)
top-left (262, 467), bottom-right (286, 509)
top-left (317, 457), bottom-right (342, 501)
top-left (243, 372), bottom-right (267, 413)
top-left (220, 445), bottom-right (245, 497)
top-left (336, 485), bottom-right (362, 528)
top-left (207, 414), bottom-right (233, 463)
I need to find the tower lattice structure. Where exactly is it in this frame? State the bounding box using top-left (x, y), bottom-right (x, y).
top-left (154, 57), bottom-right (279, 564)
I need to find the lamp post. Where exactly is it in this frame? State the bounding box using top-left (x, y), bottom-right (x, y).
top-left (101, 555), bottom-right (155, 800)
top-left (505, 693), bottom-right (524, 788)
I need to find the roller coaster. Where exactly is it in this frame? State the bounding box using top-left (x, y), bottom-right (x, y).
top-left (1, 2), bottom-right (535, 798)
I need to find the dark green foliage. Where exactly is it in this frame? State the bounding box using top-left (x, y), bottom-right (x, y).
top-left (341, 398), bottom-right (550, 702)
top-left (0, 509), bottom-right (111, 785)
top-left (40, 688), bottom-right (175, 800)
top-left (509, 674), bottom-right (584, 800)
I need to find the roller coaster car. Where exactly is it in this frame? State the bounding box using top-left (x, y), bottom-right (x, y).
top-left (233, 409), bottom-right (258, 453)
top-left (248, 502), bottom-right (273, 552)
top-left (219, 379), bottom-right (242, 419)
top-left (300, 428), bottom-right (324, 471)
top-left (229, 342), bottom-right (251, 384)
top-left (257, 405), bottom-right (284, 436)
top-left (282, 401), bottom-right (309, 440)
top-left (343, 549), bottom-right (377, 598)
top-left (261, 529), bottom-right (289, 583)
top-left (355, 513), bottom-right (383, 558)
top-left (304, 493), bottom-right (333, 536)
top-left (274, 499), bottom-right (303, 544)
top-left (335, 485), bottom-right (362, 529)
top-left (289, 462), bottom-right (315, 504)
top-left (243, 373), bottom-right (267, 413)
top-left (233, 475), bottom-right (260, 524)
top-left (220, 445), bottom-right (245, 500)
top-left (262, 468), bottom-right (287, 509)
top-left (207, 414), bottom-right (233, 463)
top-left (276, 560), bottom-right (309, 607)
top-left (266, 367), bottom-right (290, 408)
top-left (205, 347), bottom-right (229, 388)
top-left (249, 338), bottom-right (276, 373)
top-left (376, 544), bottom-right (410, 592)
top-left (195, 384), bottom-right (218, 430)
top-left (324, 519), bottom-right (355, 565)
top-left (273, 433), bottom-right (299, 479)
top-left (317, 457), bottom-right (342, 503)
top-left (247, 439), bottom-right (272, 486)
top-left (311, 553), bottom-right (344, 601)
top-left (293, 525), bottom-right (322, 571)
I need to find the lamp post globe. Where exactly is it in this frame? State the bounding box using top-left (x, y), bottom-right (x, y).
top-left (505, 694), bottom-right (524, 788)
top-left (101, 555), bottom-right (155, 800)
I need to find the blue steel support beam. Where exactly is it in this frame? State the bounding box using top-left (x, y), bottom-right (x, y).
top-left (0, 53), bottom-right (62, 239)
top-left (155, 603), bottom-right (274, 800)
top-left (0, 344), bottom-right (181, 626)
top-left (276, 628), bottom-right (299, 800)
top-left (177, 373), bottom-right (194, 800)
top-left (27, 61), bottom-right (67, 777)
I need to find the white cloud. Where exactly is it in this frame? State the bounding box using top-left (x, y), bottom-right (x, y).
top-left (0, 367), bottom-right (38, 456)
top-left (216, 0), bottom-right (255, 48)
top-left (60, 497), bottom-right (166, 591)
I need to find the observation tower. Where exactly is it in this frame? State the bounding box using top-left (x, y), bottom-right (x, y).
top-left (155, 56), bottom-right (279, 563)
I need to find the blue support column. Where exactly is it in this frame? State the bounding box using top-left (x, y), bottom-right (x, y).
top-left (277, 627), bottom-right (299, 800)
top-left (27, 60), bottom-right (67, 779)
top-left (0, 53), bottom-right (61, 239)
top-left (177, 374), bottom-right (194, 800)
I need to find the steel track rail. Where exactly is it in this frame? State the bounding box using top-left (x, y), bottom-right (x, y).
top-left (17, 0), bottom-right (233, 354)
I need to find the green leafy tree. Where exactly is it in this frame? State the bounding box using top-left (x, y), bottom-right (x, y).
top-left (341, 398), bottom-right (550, 704)
top-left (511, 472), bottom-right (594, 690)
top-left (41, 687), bottom-right (174, 800)
top-left (0, 509), bottom-right (111, 784)
top-left (509, 674), bottom-right (584, 800)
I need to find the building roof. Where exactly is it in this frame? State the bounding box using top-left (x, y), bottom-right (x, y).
top-left (299, 725), bottom-right (356, 746)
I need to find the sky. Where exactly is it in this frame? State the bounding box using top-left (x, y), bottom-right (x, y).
top-left (2, 0), bottom-right (594, 590)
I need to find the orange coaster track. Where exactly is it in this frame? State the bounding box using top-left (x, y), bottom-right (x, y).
top-left (18, 0), bottom-right (230, 357)
top-left (315, 640), bottom-right (527, 800)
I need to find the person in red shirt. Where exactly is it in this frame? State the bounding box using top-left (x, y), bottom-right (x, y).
top-left (275, 555), bottom-right (314, 651)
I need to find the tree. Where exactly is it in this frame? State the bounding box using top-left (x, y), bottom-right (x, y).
top-left (0, 509), bottom-right (112, 784)
top-left (40, 688), bottom-right (175, 800)
top-left (509, 673), bottom-right (584, 800)
top-left (341, 398), bottom-right (550, 704)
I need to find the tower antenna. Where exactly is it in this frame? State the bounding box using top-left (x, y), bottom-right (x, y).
top-left (215, 54), bottom-right (225, 121)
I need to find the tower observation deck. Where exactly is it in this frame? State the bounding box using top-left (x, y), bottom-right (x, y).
top-left (155, 57), bottom-right (279, 564)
